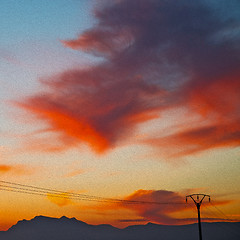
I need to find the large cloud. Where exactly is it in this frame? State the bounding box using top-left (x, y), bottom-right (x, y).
top-left (121, 189), bottom-right (187, 224)
top-left (18, 0), bottom-right (240, 155)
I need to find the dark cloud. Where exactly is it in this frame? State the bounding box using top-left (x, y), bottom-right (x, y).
top-left (121, 189), bottom-right (186, 225)
top-left (18, 0), bottom-right (240, 155)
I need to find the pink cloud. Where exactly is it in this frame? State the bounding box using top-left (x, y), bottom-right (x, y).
top-left (16, 0), bottom-right (240, 156)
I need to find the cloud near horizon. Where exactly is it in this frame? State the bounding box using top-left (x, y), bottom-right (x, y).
top-left (17, 0), bottom-right (240, 156)
top-left (120, 189), bottom-right (233, 225)
top-left (120, 189), bottom-right (188, 225)
top-left (50, 189), bottom-right (231, 225)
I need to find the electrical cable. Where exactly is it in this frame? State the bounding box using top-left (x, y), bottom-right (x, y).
top-left (205, 202), bottom-right (240, 237)
top-left (0, 180), bottom-right (185, 205)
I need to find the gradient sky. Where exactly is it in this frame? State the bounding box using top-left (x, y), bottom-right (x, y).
top-left (0, 0), bottom-right (240, 231)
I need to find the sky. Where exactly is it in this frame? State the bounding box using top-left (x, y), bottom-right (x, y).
top-left (0, 0), bottom-right (240, 231)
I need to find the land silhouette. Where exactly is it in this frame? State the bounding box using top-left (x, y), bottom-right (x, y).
top-left (0, 216), bottom-right (239, 240)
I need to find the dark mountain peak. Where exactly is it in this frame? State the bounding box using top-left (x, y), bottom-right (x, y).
top-left (8, 215), bottom-right (88, 233)
top-left (93, 223), bottom-right (120, 230)
top-left (33, 215), bottom-right (54, 221)
top-left (31, 215), bottom-right (86, 224)
top-left (124, 221), bottom-right (160, 230)
top-left (146, 222), bottom-right (160, 226)
top-left (58, 216), bottom-right (88, 226)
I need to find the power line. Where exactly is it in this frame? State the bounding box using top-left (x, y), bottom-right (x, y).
top-left (0, 180), bottom-right (185, 205)
top-left (0, 180), bottom-right (110, 201)
top-left (210, 201), bottom-right (240, 224)
top-left (210, 202), bottom-right (233, 220)
top-left (1, 180), bottom-right (238, 237)
top-left (202, 203), bottom-right (240, 238)
top-left (0, 182), bottom-right (117, 203)
top-left (201, 204), bottom-right (233, 223)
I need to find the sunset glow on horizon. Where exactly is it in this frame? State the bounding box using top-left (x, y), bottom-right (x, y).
top-left (0, 0), bottom-right (239, 231)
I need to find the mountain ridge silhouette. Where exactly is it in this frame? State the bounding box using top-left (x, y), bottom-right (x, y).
top-left (0, 216), bottom-right (239, 240)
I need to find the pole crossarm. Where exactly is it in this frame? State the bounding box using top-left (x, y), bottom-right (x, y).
top-left (186, 194), bottom-right (210, 206)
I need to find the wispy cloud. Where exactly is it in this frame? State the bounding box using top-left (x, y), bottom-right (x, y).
top-left (0, 164), bottom-right (35, 175)
top-left (0, 48), bottom-right (22, 66)
top-left (64, 168), bottom-right (86, 178)
top-left (17, 0), bottom-right (240, 157)
top-left (46, 190), bottom-right (88, 207)
top-left (47, 192), bottom-right (72, 207)
top-left (0, 164), bottom-right (13, 173)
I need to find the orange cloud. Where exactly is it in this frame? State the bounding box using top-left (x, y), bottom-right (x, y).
top-left (0, 164), bottom-right (34, 175)
top-left (16, 101), bottom-right (111, 153)
top-left (16, 72), bottom-right (163, 154)
top-left (0, 165), bottom-right (12, 173)
top-left (47, 192), bottom-right (72, 207)
top-left (64, 168), bottom-right (85, 178)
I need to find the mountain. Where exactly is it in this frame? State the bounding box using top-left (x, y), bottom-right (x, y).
top-left (0, 216), bottom-right (239, 240)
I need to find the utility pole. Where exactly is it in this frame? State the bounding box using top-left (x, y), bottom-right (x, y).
top-left (186, 194), bottom-right (210, 240)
